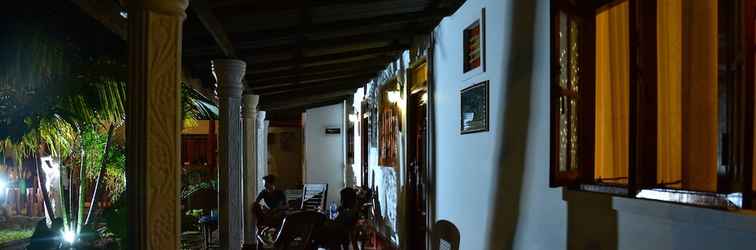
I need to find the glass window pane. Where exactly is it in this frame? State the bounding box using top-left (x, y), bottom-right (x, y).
top-left (559, 11), bottom-right (568, 89)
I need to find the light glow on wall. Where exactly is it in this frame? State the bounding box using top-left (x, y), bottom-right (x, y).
top-left (387, 91), bottom-right (401, 103)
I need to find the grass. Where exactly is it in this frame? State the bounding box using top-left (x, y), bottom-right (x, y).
top-left (0, 229), bottom-right (33, 245)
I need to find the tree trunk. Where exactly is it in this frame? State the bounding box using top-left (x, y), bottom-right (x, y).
top-left (85, 124), bottom-right (115, 225)
top-left (35, 153), bottom-right (55, 222)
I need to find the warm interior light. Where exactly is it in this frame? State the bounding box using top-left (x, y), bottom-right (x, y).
top-left (387, 91), bottom-right (401, 103)
top-left (348, 114), bottom-right (358, 123)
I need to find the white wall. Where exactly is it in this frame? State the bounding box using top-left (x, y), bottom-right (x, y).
top-left (304, 103), bottom-right (346, 206)
top-left (433, 0), bottom-right (756, 250)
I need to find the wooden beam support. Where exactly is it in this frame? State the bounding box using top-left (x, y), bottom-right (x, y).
top-left (191, 0), bottom-right (237, 58)
top-left (126, 0), bottom-right (188, 248)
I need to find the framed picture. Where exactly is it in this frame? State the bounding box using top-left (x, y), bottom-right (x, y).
top-left (460, 81), bottom-right (489, 134)
top-left (462, 8), bottom-right (486, 79)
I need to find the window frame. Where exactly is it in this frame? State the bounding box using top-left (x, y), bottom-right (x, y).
top-left (549, 0), bottom-right (755, 210)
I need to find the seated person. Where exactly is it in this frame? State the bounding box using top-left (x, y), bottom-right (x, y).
top-left (336, 187), bottom-right (358, 227)
top-left (253, 175), bottom-right (288, 230)
top-left (312, 187), bottom-right (360, 249)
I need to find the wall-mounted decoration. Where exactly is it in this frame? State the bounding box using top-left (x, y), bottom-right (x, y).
top-left (463, 8), bottom-right (486, 77)
top-left (379, 83), bottom-right (401, 166)
top-left (460, 81), bottom-right (489, 134)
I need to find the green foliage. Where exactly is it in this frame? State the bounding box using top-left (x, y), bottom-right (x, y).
top-left (181, 179), bottom-right (217, 201)
top-left (102, 194), bottom-right (127, 250)
top-left (0, 229), bottom-right (34, 245)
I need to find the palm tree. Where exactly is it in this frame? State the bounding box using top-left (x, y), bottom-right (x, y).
top-left (0, 26), bottom-right (218, 240)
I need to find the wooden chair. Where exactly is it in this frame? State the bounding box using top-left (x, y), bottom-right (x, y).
top-left (273, 211), bottom-right (327, 250)
top-left (284, 189), bottom-right (303, 210)
top-left (432, 220), bottom-right (460, 250)
top-left (300, 184), bottom-right (328, 212)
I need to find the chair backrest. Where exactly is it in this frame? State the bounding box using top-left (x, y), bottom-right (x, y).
top-left (301, 184), bottom-right (328, 211)
top-left (433, 220), bottom-right (460, 250)
top-left (274, 211), bottom-right (327, 250)
top-left (284, 189), bottom-right (303, 210)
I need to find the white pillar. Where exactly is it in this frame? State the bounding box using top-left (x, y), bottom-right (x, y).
top-left (242, 94), bottom-right (259, 245)
top-left (213, 59), bottom-right (246, 250)
top-left (256, 111), bottom-right (268, 192)
top-left (126, 0), bottom-right (188, 248)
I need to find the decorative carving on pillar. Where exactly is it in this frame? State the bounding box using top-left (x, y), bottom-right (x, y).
top-left (126, 0), bottom-right (187, 249)
top-left (242, 94), bottom-right (259, 245)
top-left (213, 59), bottom-right (247, 250)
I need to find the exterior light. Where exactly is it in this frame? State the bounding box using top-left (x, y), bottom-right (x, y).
top-left (62, 230), bottom-right (76, 244)
top-left (0, 179), bottom-right (6, 190)
top-left (387, 91), bottom-right (401, 103)
top-left (348, 114), bottom-right (358, 123)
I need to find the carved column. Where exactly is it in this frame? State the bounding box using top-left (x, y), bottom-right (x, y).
top-left (242, 94), bottom-right (259, 245)
top-left (126, 0), bottom-right (187, 249)
top-left (213, 59), bottom-right (246, 250)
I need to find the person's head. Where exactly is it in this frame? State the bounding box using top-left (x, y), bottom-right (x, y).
top-left (340, 187), bottom-right (357, 209)
top-left (263, 175), bottom-right (277, 191)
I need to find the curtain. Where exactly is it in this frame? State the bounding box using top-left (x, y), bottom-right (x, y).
top-left (657, 0), bottom-right (718, 191)
top-left (656, 0), bottom-right (683, 188)
top-left (595, 2), bottom-right (630, 184)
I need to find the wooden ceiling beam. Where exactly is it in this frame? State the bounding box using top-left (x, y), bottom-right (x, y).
top-left (247, 67), bottom-right (382, 88)
top-left (259, 90), bottom-right (355, 111)
top-left (247, 45), bottom-right (402, 69)
top-left (185, 29), bottom-right (412, 57)
top-left (190, 0), bottom-right (237, 58)
top-left (258, 78), bottom-right (367, 96)
top-left (252, 73), bottom-right (375, 91)
top-left (185, 9), bottom-right (444, 41)
top-left (210, 0), bottom-right (386, 9)
top-left (248, 63), bottom-right (386, 80)
top-left (250, 68), bottom-right (382, 86)
top-left (246, 56), bottom-right (393, 75)
top-left (70, 0), bottom-right (127, 40)
top-left (210, 0), bottom-right (420, 18)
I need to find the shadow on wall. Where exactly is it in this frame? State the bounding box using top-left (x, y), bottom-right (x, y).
top-left (486, 0), bottom-right (539, 248)
top-left (485, 0), bottom-right (620, 249)
top-left (564, 191), bottom-right (618, 250)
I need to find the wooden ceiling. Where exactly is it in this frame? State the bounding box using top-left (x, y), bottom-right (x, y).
top-left (72, 0), bottom-right (463, 117)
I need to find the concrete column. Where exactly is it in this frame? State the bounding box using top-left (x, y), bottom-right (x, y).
top-left (213, 59), bottom-right (246, 250)
top-left (242, 94), bottom-right (259, 245)
top-left (256, 111), bottom-right (268, 192)
top-left (125, 0), bottom-right (187, 249)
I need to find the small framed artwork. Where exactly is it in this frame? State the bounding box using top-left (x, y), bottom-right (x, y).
top-left (460, 81), bottom-right (489, 134)
top-left (462, 8), bottom-right (486, 79)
